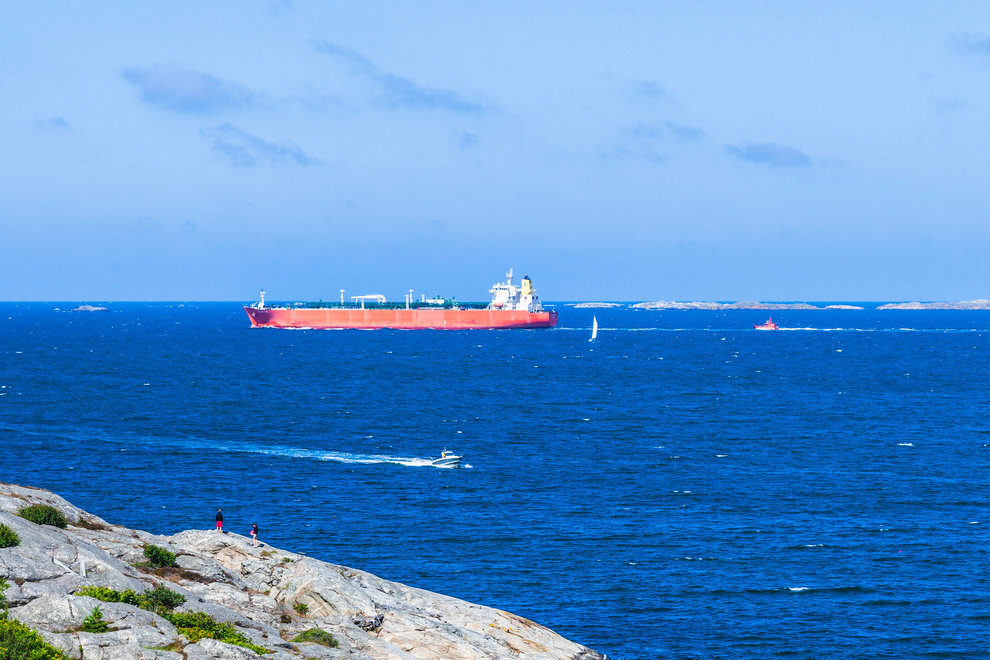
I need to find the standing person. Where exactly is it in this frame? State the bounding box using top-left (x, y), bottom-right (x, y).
top-left (215, 508), bottom-right (224, 532)
top-left (250, 523), bottom-right (259, 547)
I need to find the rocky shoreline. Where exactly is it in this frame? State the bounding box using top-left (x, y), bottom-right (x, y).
top-left (0, 483), bottom-right (604, 660)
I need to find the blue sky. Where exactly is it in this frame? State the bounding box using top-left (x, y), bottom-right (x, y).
top-left (3, 1), bottom-right (990, 301)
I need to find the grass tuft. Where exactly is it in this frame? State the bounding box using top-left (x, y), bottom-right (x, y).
top-left (0, 525), bottom-right (18, 549)
top-left (80, 606), bottom-right (109, 633)
top-left (75, 585), bottom-right (269, 654)
top-left (292, 628), bottom-right (339, 648)
top-left (17, 504), bottom-right (67, 528)
top-left (143, 545), bottom-right (177, 568)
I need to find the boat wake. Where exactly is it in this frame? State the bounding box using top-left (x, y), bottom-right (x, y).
top-left (0, 423), bottom-right (466, 470)
top-left (215, 443), bottom-right (467, 469)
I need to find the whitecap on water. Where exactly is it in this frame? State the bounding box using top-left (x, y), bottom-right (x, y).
top-left (788, 587), bottom-right (810, 592)
top-left (897, 443), bottom-right (914, 446)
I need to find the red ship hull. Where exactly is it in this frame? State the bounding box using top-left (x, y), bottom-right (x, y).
top-left (244, 306), bottom-right (558, 329)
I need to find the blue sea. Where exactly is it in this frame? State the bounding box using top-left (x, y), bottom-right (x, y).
top-left (3, 302), bottom-right (990, 659)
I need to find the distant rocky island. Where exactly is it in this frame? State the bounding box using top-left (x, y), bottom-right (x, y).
top-left (570, 302), bottom-right (623, 309)
top-left (875, 300), bottom-right (990, 310)
top-left (0, 483), bottom-right (603, 659)
top-left (70, 305), bottom-right (109, 312)
top-left (630, 301), bottom-right (865, 310)
top-left (631, 300), bottom-right (990, 310)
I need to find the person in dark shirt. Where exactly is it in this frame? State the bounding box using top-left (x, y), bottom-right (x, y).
top-left (215, 508), bottom-right (224, 532)
top-left (250, 523), bottom-right (259, 547)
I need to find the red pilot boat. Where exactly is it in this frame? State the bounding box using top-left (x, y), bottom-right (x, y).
top-left (754, 317), bottom-right (779, 330)
top-left (244, 269), bottom-right (558, 330)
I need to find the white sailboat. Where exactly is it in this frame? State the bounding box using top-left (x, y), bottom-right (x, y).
top-left (590, 316), bottom-right (598, 342)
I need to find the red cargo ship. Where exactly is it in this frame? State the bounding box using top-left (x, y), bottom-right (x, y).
top-left (244, 270), bottom-right (558, 330)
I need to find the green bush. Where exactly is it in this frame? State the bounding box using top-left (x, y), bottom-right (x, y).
top-left (167, 611), bottom-right (231, 641)
top-left (142, 585), bottom-right (185, 611)
top-left (75, 586), bottom-right (140, 606)
top-left (0, 525), bottom-right (19, 549)
top-left (71, 586), bottom-right (267, 654)
top-left (168, 612), bottom-right (269, 654)
top-left (0, 578), bottom-right (8, 611)
top-left (79, 606), bottom-right (109, 633)
top-left (77, 585), bottom-right (183, 613)
top-left (0, 616), bottom-right (68, 659)
top-left (292, 628), bottom-right (338, 648)
top-left (143, 545), bottom-right (177, 568)
top-left (17, 505), bottom-right (67, 529)
top-left (292, 602), bottom-right (308, 615)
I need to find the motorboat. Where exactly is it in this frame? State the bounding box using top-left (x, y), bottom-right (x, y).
top-left (754, 317), bottom-right (779, 330)
top-left (431, 449), bottom-right (462, 468)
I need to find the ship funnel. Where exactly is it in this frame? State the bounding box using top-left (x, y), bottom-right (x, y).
top-left (521, 277), bottom-right (534, 296)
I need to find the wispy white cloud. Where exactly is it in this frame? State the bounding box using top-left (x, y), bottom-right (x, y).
top-left (457, 132), bottom-right (480, 149)
top-left (613, 146), bottom-right (667, 164)
top-left (635, 80), bottom-right (671, 101)
top-left (268, 0), bottom-right (293, 15)
top-left (611, 121), bottom-right (704, 164)
top-left (199, 124), bottom-right (317, 167)
top-left (726, 142), bottom-right (811, 168)
top-left (631, 121), bottom-right (704, 142)
top-left (33, 116), bottom-right (71, 131)
top-left (123, 66), bottom-right (257, 113)
top-left (314, 42), bottom-right (493, 114)
top-left (950, 32), bottom-right (990, 56)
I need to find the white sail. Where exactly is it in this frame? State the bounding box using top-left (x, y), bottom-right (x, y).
top-left (590, 316), bottom-right (598, 341)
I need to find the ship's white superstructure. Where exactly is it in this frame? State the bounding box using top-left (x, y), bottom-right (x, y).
top-left (488, 269), bottom-right (546, 313)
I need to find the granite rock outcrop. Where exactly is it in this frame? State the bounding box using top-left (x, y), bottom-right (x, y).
top-left (0, 483), bottom-right (604, 660)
